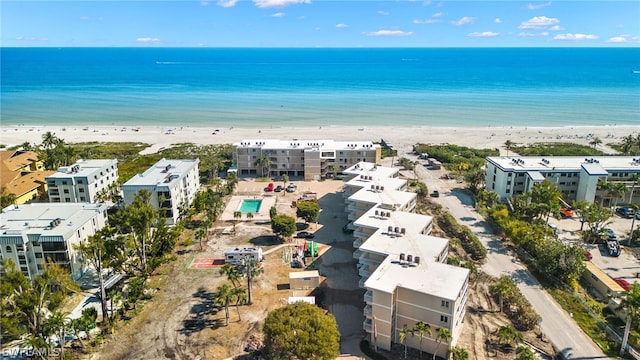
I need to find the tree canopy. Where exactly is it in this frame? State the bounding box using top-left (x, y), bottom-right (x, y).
top-left (262, 302), bottom-right (340, 360)
top-left (271, 214), bottom-right (296, 240)
top-left (296, 200), bottom-right (321, 224)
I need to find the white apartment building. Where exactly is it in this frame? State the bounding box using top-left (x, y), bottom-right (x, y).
top-left (122, 158), bottom-right (200, 225)
top-left (46, 159), bottom-right (119, 203)
top-left (344, 162), bottom-right (470, 356)
top-left (486, 156), bottom-right (640, 205)
top-left (232, 140), bottom-right (381, 181)
top-left (0, 203), bottom-right (108, 280)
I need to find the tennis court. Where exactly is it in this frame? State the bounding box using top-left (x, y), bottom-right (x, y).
top-left (188, 258), bottom-right (226, 269)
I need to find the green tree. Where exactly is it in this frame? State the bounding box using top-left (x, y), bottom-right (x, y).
top-left (214, 283), bottom-right (235, 326)
top-left (263, 302), bottom-right (340, 360)
top-left (237, 257), bottom-right (264, 305)
top-left (281, 174), bottom-right (290, 191)
top-left (195, 227), bottom-right (207, 250)
top-left (504, 140), bottom-right (514, 157)
top-left (433, 327), bottom-right (451, 360)
top-left (610, 182), bottom-right (628, 208)
top-left (269, 205), bottom-right (278, 220)
top-left (126, 277), bottom-right (146, 310)
top-left (628, 174), bottom-right (640, 203)
top-left (219, 263), bottom-right (241, 288)
top-left (620, 283), bottom-right (640, 356)
top-left (296, 200), bottom-right (321, 224)
top-left (589, 136), bottom-right (602, 149)
top-left (255, 154), bottom-right (272, 178)
top-left (0, 186), bottom-right (17, 209)
top-left (246, 212), bottom-right (254, 222)
top-left (450, 347), bottom-right (469, 360)
top-left (491, 276), bottom-right (516, 312)
top-left (398, 324), bottom-right (411, 359)
top-left (495, 324), bottom-right (523, 348)
top-left (122, 189), bottom-right (157, 275)
top-left (73, 226), bottom-right (118, 325)
top-left (628, 203), bottom-right (640, 245)
top-left (231, 286), bottom-right (247, 321)
top-left (233, 211), bottom-right (242, 230)
top-left (271, 214), bottom-right (296, 240)
top-left (412, 321), bottom-right (432, 359)
top-left (225, 171), bottom-right (239, 194)
top-left (515, 346), bottom-right (536, 360)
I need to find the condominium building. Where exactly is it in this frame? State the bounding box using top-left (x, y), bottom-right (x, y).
top-left (0, 203), bottom-right (108, 280)
top-left (344, 162), bottom-right (470, 356)
top-left (485, 156), bottom-right (640, 205)
top-left (0, 149), bottom-right (54, 204)
top-left (122, 158), bottom-right (200, 225)
top-left (46, 159), bottom-right (119, 203)
top-left (232, 140), bottom-right (381, 181)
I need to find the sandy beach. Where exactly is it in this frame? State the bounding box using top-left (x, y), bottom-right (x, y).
top-left (2, 124), bottom-right (639, 156)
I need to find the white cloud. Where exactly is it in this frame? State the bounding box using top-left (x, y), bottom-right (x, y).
top-left (432, 12), bottom-right (444, 17)
top-left (549, 25), bottom-right (564, 31)
top-left (527, 1), bottom-right (552, 10)
top-left (518, 16), bottom-right (559, 29)
top-left (468, 31), bottom-right (499, 37)
top-left (362, 30), bottom-right (414, 37)
top-left (253, 0), bottom-right (310, 8)
top-left (518, 31), bottom-right (549, 37)
top-left (451, 17), bottom-right (475, 26)
top-left (217, 0), bottom-right (237, 7)
top-left (15, 36), bottom-right (49, 42)
top-left (413, 19), bottom-right (440, 24)
top-left (136, 37), bottom-right (161, 43)
top-left (336, 23), bottom-right (348, 28)
top-left (271, 12), bottom-right (285, 17)
top-left (200, 1), bottom-right (210, 6)
top-left (494, 18), bottom-right (502, 23)
top-left (553, 33), bottom-right (598, 41)
top-left (377, 10), bottom-right (390, 16)
top-left (607, 34), bottom-right (640, 43)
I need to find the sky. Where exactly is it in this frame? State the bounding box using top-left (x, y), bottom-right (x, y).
top-left (2, 1), bottom-right (639, 47)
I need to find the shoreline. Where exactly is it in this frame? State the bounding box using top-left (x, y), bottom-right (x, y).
top-left (3, 125), bottom-right (639, 156)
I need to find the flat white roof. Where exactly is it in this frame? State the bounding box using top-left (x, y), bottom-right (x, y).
top-left (488, 156), bottom-right (640, 173)
top-left (360, 230), bottom-right (447, 262)
top-left (365, 257), bottom-right (469, 301)
top-left (289, 270), bottom-right (320, 279)
top-left (354, 206), bottom-right (432, 235)
top-left (123, 158), bottom-right (199, 187)
top-left (47, 159), bottom-right (117, 181)
top-left (234, 139), bottom-right (379, 151)
top-left (288, 296), bottom-right (316, 304)
top-left (0, 203), bottom-right (106, 241)
top-left (344, 162), bottom-right (398, 179)
top-left (348, 186), bottom-right (416, 208)
top-left (345, 174), bottom-right (406, 192)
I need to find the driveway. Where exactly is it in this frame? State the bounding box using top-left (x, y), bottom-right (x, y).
top-left (414, 163), bottom-right (610, 359)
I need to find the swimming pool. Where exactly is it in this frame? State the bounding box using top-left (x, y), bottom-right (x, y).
top-left (239, 199), bottom-right (262, 213)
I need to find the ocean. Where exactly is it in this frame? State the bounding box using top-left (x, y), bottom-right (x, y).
top-left (1, 47), bottom-right (639, 128)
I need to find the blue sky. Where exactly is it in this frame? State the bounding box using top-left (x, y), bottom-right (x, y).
top-left (2, 1), bottom-right (639, 47)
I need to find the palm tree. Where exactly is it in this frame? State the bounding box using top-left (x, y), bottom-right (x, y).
top-left (621, 135), bottom-right (636, 155)
top-left (628, 204), bottom-right (640, 245)
top-left (214, 283), bottom-right (235, 326)
top-left (231, 287), bottom-right (247, 321)
top-left (0, 186), bottom-right (17, 209)
top-left (195, 227), bottom-right (207, 250)
top-left (495, 324), bottom-right (523, 349)
top-left (589, 136), bottom-right (602, 149)
top-left (611, 182), bottom-right (628, 208)
top-left (20, 141), bottom-right (32, 151)
top-left (433, 327), bottom-right (451, 360)
top-left (515, 345), bottom-right (536, 360)
top-left (41, 131), bottom-right (58, 149)
top-left (237, 257), bottom-right (264, 305)
top-left (219, 263), bottom-right (241, 287)
top-left (628, 174), bottom-right (640, 203)
top-left (412, 321), bottom-right (431, 359)
top-left (255, 154), bottom-right (271, 178)
top-left (281, 174), bottom-right (289, 191)
top-left (233, 211), bottom-right (242, 231)
top-left (491, 276), bottom-right (515, 312)
top-left (597, 179), bottom-right (614, 207)
top-left (398, 324), bottom-right (410, 359)
top-left (450, 347), bottom-right (469, 360)
top-left (246, 212), bottom-right (254, 222)
top-left (620, 283), bottom-right (640, 355)
top-left (504, 139), bottom-right (514, 157)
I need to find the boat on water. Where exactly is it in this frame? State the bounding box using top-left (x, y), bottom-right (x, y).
top-left (633, 70), bottom-right (640, 74)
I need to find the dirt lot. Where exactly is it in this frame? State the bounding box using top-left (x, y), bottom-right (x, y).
top-left (88, 176), bottom-right (555, 360)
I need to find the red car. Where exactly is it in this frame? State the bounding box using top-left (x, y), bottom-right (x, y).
top-left (265, 182), bottom-right (275, 192)
top-left (585, 251), bottom-right (592, 260)
top-left (615, 278), bottom-right (631, 291)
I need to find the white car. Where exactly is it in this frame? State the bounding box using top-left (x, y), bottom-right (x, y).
top-left (286, 183), bottom-right (297, 192)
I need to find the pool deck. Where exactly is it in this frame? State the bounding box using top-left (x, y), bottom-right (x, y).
top-left (220, 194), bottom-right (276, 222)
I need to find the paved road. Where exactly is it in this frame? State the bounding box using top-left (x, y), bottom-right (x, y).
top-left (414, 163), bottom-right (610, 359)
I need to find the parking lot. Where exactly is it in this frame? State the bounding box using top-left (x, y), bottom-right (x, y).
top-left (548, 210), bottom-right (640, 286)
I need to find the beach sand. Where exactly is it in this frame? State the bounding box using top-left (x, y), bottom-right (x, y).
top-left (2, 124), bottom-right (639, 156)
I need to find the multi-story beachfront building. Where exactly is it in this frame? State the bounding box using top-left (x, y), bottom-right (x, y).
top-left (232, 140), bottom-right (381, 181)
top-left (46, 159), bottom-right (119, 203)
top-left (0, 149), bottom-right (55, 204)
top-left (0, 202), bottom-right (108, 280)
top-left (485, 156), bottom-right (640, 205)
top-left (122, 158), bottom-right (200, 225)
top-left (343, 162), bottom-right (470, 356)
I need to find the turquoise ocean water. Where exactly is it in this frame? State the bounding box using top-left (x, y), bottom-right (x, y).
top-left (1, 47), bottom-right (639, 127)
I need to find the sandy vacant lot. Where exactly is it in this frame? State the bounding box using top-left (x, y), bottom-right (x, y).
top-left (90, 174), bottom-right (554, 360)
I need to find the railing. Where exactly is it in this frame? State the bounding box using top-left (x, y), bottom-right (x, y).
top-left (363, 305), bottom-right (373, 318)
top-left (353, 249), bottom-right (363, 259)
top-left (359, 277), bottom-right (368, 289)
top-left (363, 318), bottom-right (373, 333)
top-left (364, 290), bottom-right (373, 304)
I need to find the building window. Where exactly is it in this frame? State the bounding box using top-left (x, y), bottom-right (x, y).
top-left (79, 188), bottom-right (85, 193)
top-left (63, 189), bottom-right (70, 194)
top-left (65, 197), bottom-right (71, 202)
top-left (62, 180), bottom-right (68, 185)
top-left (77, 179), bottom-right (83, 184)
top-left (441, 300), bottom-right (450, 308)
top-left (440, 315), bottom-right (449, 323)
top-left (5, 246), bottom-right (12, 253)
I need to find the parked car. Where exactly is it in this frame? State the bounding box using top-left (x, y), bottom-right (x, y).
top-left (295, 231), bottom-right (315, 239)
top-left (615, 278), bottom-right (631, 291)
top-left (265, 182), bottom-right (275, 192)
top-left (560, 207), bottom-right (574, 218)
top-left (274, 185), bottom-right (284, 192)
top-left (616, 207), bottom-right (635, 219)
top-left (603, 227), bottom-right (617, 240)
top-left (607, 239), bottom-right (621, 257)
top-left (286, 183), bottom-right (297, 192)
top-left (430, 190), bottom-right (440, 198)
top-left (585, 250), bottom-right (593, 260)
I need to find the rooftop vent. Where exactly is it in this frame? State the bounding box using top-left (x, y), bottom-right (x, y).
top-left (407, 254), bottom-right (413, 263)
top-left (400, 253), bottom-right (405, 262)
top-left (414, 256), bottom-right (420, 265)
top-left (388, 226), bottom-right (393, 232)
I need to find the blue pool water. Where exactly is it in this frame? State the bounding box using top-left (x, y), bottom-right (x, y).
top-left (239, 199), bottom-right (262, 214)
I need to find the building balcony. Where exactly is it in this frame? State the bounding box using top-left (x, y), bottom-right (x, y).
top-left (353, 249), bottom-right (363, 260)
top-left (358, 256), bottom-right (381, 268)
top-left (353, 238), bottom-right (364, 248)
top-left (363, 318), bottom-right (373, 333)
top-left (352, 229), bottom-right (369, 240)
top-left (358, 277), bottom-right (368, 289)
top-left (359, 266), bottom-right (372, 278)
top-left (348, 213), bottom-right (358, 221)
top-left (363, 305), bottom-right (373, 318)
top-left (364, 290), bottom-right (373, 304)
